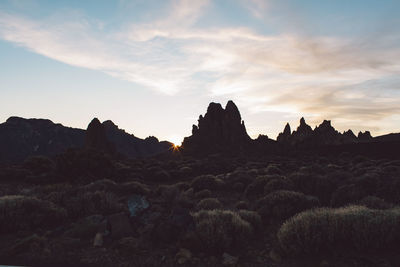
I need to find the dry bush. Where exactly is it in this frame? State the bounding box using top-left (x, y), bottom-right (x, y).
top-left (65, 190), bottom-right (123, 218)
top-left (0, 195), bottom-right (67, 233)
top-left (191, 209), bottom-right (253, 253)
top-left (196, 198), bottom-right (223, 210)
top-left (194, 189), bottom-right (212, 199)
top-left (238, 210), bottom-right (262, 231)
top-left (263, 177), bottom-right (294, 195)
top-left (190, 175), bottom-right (224, 192)
top-left (358, 196), bottom-right (392, 210)
top-left (257, 190), bottom-right (319, 222)
top-left (117, 181), bottom-right (150, 195)
top-left (331, 184), bottom-right (367, 207)
top-left (245, 175), bottom-right (282, 198)
top-left (278, 206), bottom-right (400, 256)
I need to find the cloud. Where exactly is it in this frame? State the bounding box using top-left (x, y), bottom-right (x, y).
top-left (0, 0), bottom-right (399, 136)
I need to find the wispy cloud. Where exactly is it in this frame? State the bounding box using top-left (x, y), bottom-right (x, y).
top-left (0, 0), bottom-right (399, 136)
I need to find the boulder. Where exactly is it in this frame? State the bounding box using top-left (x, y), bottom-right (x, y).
top-left (107, 213), bottom-right (133, 239)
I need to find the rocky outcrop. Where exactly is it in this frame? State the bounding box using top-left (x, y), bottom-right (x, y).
top-left (358, 131), bottom-right (373, 141)
top-left (276, 118), bottom-right (375, 148)
top-left (277, 123), bottom-right (291, 143)
top-left (85, 118), bottom-right (115, 154)
top-left (182, 101), bottom-right (251, 154)
top-left (0, 116), bottom-right (173, 163)
top-left (0, 117), bottom-right (84, 163)
top-left (102, 121), bottom-right (171, 158)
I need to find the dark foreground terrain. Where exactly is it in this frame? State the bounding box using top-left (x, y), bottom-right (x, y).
top-left (1, 101), bottom-right (400, 266)
top-left (1, 149), bottom-right (400, 266)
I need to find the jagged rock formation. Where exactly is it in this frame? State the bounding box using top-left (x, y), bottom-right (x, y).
top-left (182, 101), bottom-right (251, 154)
top-left (358, 131), bottom-right (373, 141)
top-left (277, 123), bottom-right (291, 142)
top-left (276, 118), bottom-right (378, 148)
top-left (102, 120), bottom-right (172, 158)
top-left (0, 117), bottom-right (84, 163)
top-left (85, 118), bottom-right (116, 154)
top-left (0, 117), bottom-right (173, 163)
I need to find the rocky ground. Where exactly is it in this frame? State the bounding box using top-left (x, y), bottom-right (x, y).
top-left (1, 149), bottom-right (400, 266)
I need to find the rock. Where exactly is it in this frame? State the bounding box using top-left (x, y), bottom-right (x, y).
top-left (291, 117), bottom-right (313, 142)
top-left (182, 101), bottom-right (251, 155)
top-left (176, 248), bottom-right (192, 264)
top-left (85, 118), bottom-right (115, 154)
top-left (358, 130), bottom-right (373, 141)
top-left (277, 123), bottom-right (291, 142)
top-left (128, 194), bottom-right (150, 217)
top-left (222, 252), bottom-right (238, 266)
top-left (107, 213), bottom-right (133, 238)
top-left (93, 232), bottom-right (103, 247)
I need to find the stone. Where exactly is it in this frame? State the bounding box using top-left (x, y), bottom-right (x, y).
top-left (277, 123), bottom-right (291, 142)
top-left (222, 252), bottom-right (238, 266)
top-left (107, 213), bottom-right (133, 238)
top-left (176, 248), bottom-right (192, 264)
top-left (182, 101), bottom-right (251, 155)
top-left (128, 194), bottom-right (150, 217)
top-left (85, 118), bottom-right (115, 154)
top-left (93, 232), bottom-right (103, 247)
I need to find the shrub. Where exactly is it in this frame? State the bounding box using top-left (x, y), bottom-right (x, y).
top-left (265, 165), bottom-right (282, 175)
top-left (225, 170), bottom-right (254, 186)
top-left (235, 201), bottom-right (249, 210)
top-left (257, 190), bottom-right (319, 222)
top-left (358, 196), bottom-right (392, 210)
top-left (0, 195), bottom-right (67, 233)
top-left (245, 175), bottom-right (282, 198)
top-left (190, 175), bottom-right (224, 192)
top-left (331, 184), bottom-right (367, 207)
top-left (65, 191), bottom-right (123, 218)
top-left (238, 210), bottom-right (262, 231)
top-left (289, 173), bottom-right (335, 205)
top-left (278, 206), bottom-right (400, 256)
top-left (157, 185), bottom-right (180, 203)
top-left (263, 178), bottom-right (293, 195)
top-left (83, 179), bottom-right (118, 192)
top-left (56, 149), bottom-right (114, 181)
top-left (23, 156), bottom-right (56, 175)
top-left (196, 198), bottom-right (223, 210)
top-left (146, 168), bottom-right (171, 182)
top-left (117, 181), bottom-right (150, 195)
top-left (191, 209), bottom-right (253, 253)
top-left (195, 189), bottom-right (212, 199)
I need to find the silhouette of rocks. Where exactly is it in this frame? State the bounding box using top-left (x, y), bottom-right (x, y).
top-left (342, 130), bottom-right (358, 143)
top-left (358, 131), bottom-right (373, 141)
top-left (85, 118), bottom-right (115, 154)
top-left (277, 123), bottom-right (291, 142)
top-left (102, 120), bottom-right (171, 158)
top-left (182, 101), bottom-right (251, 154)
top-left (0, 117), bottom-right (84, 163)
top-left (289, 117), bottom-right (313, 145)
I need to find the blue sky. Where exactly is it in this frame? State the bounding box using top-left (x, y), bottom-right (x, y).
top-left (1, 0), bottom-right (400, 144)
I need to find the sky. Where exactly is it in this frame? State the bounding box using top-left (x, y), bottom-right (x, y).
top-left (1, 0), bottom-right (400, 145)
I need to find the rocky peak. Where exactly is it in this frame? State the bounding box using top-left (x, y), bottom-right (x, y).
top-left (277, 123), bottom-right (291, 142)
top-left (293, 117), bottom-right (313, 139)
top-left (358, 131), bottom-right (373, 141)
top-left (85, 118), bottom-right (115, 154)
top-left (182, 100), bottom-right (250, 154)
top-left (343, 130), bottom-right (357, 139)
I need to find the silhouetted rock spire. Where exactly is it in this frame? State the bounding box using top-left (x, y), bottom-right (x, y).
top-left (182, 100), bottom-right (251, 154)
top-left (358, 131), bottom-right (373, 141)
top-left (85, 118), bottom-right (115, 154)
top-left (277, 123), bottom-right (291, 142)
